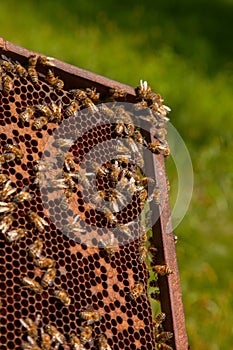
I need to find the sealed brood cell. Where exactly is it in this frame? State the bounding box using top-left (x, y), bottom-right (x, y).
top-left (0, 38), bottom-right (188, 350)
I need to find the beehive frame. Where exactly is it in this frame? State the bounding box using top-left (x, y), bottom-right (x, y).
top-left (0, 37), bottom-right (188, 350)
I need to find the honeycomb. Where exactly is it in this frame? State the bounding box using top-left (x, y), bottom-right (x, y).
top-left (0, 45), bottom-right (177, 350)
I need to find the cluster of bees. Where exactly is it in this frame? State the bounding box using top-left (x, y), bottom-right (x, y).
top-left (0, 53), bottom-right (62, 95)
top-left (20, 311), bottom-right (110, 350)
top-left (0, 53), bottom-right (174, 349)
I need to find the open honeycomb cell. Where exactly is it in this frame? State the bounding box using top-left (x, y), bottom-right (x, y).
top-left (0, 39), bottom-right (189, 350)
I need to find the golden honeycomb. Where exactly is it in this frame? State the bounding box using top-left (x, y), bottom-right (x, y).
top-left (0, 45), bottom-right (178, 350)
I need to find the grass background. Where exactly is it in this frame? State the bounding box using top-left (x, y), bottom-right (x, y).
top-left (0, 0), bottom-right (232, 348)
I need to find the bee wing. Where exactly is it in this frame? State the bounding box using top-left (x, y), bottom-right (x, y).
top-left (99, 239), bottom-right (107, 248)
top-left (20, 318), bottom-right (29, 330)
top-left (1, 54), bottom-right (10, 61)
top-left (111, 201), bottom-right (119, 212)
top-left (109, 233), bottom-right (115, 245)
top-left (39, 216), bottom-right (49, 226)
top-left (0, 201), bottom-right (8, 206)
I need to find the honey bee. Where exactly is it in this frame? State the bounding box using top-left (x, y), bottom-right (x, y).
top-left (20, 106), bottom-right (35, 123)
top-left (114, 122), bottom-right (125, 136)
top-left (152, 265), bottom-right (173, 276)
top-left (90, 190), bottom-right (105, 207)
top-left (116, 155), bottom-right (131, 165)
top-left (114, 105), bottom-right (133, 123)
top-left (34, 257), bottom-right (55, 269)
top-left (97, 334), bottom-right (112, 350)
top-left (135, 80), bottom-right (152, 99)
top-left (0, 57), bottom-right (15, 72)
top-left (82, 97), bottom-right (98, 112)
top-left (53, 79), bottom-right (64, 90)
top-left (33, 160), bottom-right (55, 173)
top-left (0, 173), bottom-right (9, 185)
top-left (109, 161), bottom-right (120, 183)
top-left (41, 267), bottom-right (57, 287)
top-left (0, 201), bottom-right (17, 213)
top-left (28, 55), bottom-right (38, 83)
top-left (91, 162), bottom-right (109, 177)
top-left (60, 197), bottom-right (69, 210)
top-left (117, 222), bottom-right (134, 239)
top-left (5, 228), bottom-right (28, 243)
top-left (13, 188), bottom-right (33, 203)
top-left (138, 188), bottom-right (148, 205)
top-left (76, 170), bottom-right (92, 189)
top-left (150, 291), bottom-right (160, 301)
top-left (20, 316), bottom-right (40, 339)
top-left (147, 140), bottom-right (170, 157)
top-left (80, 307), bottom-right (101, 325)
top-left (148, 246), bottom-right (158, 257)
top-left (32, 116), bottom-right (48, 130)
top-left (79, 325), bottom-right (92, 344)
top-left (46, 69), bottom-right (56, 86)
top-left (53, 288), bottom-right (71, 306)
top-left (53, 137), bottom-right (74, 150)
top-left (99, 234), bottom-right (115, 259)
top-left (28, 66), bottom-right (38, 84)
top-left (21, 277), bottom-right (43, 293)
top-left (45, 325), bottom-right (66, 347)
top-left (4, 142), bottom-right (23, 160)
top-left (46, 69), bottom-right (64, 89)
top-left (65, 215), bottom-right (85, 234)
top-left (102, 208), bottom-right (117, 225)
top-left (115, 175), bottom-right (130, 194)
top-left (70, 334), bottom-right (84, 350)
top-left (115, 144), bottom-right (130, 155)
top-left (157, 343), bottom-right (173, 350)
top-left (14, 62), bottom-right (28, 78)
top-left (63, 173), bottom-right (76, 190)
top-left (40, 328), bottom-right (52, 350)
top-left (2, 74), bottom-right (13, 94)
top-left (28, 55), bottom-right (38, 67)
top-left (148, 186), bottom-right (161, 205)
top-left (64, 101), bottom-right (80, 117)
top-left (153, 312), bottom-right (166, 329)
top-left (47, 177), bottom-right (69, 190)
top-left (128, 283), bottom-right (144, 300)
top-left (154, 127), bottom-right (167, 141)
top-left (0, 152), bottom-right (16, 164)
top-left (133, 129), bottom-right (147, 145)
top-left (139, 111), bottom-right (157, 124)
top-left (0, 214), bottom-right (13, 233)
top-left (137, 243), bottom-right (147, 264)
top-left (69, 89), bottom-right (87, 101)
top-left (98, 104), bottom-right (115, 118)
top-left (155, 332), bottom-right (173, 343)
top-left (125, 137), bottom-right (139, 153)
top-left (37, 55), bottom-right (55, 67)
top-left (109, 87), bottom-right (127, 99)
top-left (32, 172), bottom-right (44, 189)
top-left (85, 87), bottom-right (100, 101)
top-left (28, 211), bottom-right (49, 232)
top-left (21, 340), bottom-right (41, 350)
top-left (49, 101), bottom-right (62, 122)
top-left (35, 103), bottom-right (53, 119)
top-left (124, 123), bottom-right (135, 137)
top-left (134, 100), bottom-right (148, 110)
top-left (64, 154), bottom-right (75, 172)
top-left (108, 188), bottom-right (126, 212)
top-left (64, 188), bottom-right (73, 203)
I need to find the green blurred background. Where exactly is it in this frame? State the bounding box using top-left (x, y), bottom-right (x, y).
top-left (0, 0), bottom-right (232, 348)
